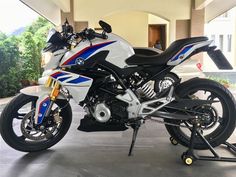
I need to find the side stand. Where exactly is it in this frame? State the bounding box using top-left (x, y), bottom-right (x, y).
top-left (128, 121), bottom-right (141, 156)
top-left (181, 123), bottom-right (236, 165)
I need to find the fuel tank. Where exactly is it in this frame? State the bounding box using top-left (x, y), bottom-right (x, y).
top-left (59, 33), bottom-right (135, 68)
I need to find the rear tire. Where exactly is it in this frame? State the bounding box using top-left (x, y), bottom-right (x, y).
top-left (0, 93), bottom-right (72, 152)
top-left (165, 78), bottom-right (236, 149)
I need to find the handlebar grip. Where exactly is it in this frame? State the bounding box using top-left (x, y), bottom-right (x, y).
top-left (75, 29), bottom-right (107, 40)
top-left (75, 32), bottom-right (84, 39)
top-left (94, 32), bottom-right (108, 39)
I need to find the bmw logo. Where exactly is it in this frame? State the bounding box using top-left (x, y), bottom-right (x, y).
top-left (76, 58), bottom-right (85, 65)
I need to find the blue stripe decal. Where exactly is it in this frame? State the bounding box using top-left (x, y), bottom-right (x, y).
top-left (67, 77), bottom-right (91, 84)
top-left (58, 76), bottom-right (72, 82)
top-left (171, 45), bottom-right (193, 61)
top-left (37, 97), bottom-right (51, 124)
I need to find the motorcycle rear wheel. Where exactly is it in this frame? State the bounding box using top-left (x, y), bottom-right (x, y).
top-left (165, 78), bottom-right (236, 149)
top-left (0, 93), bottom-right (72, 152)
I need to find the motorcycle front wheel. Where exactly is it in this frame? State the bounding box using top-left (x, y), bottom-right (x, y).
top-left (165, 78), bottom-right (236, 149)
top-left (0, 93), bottom-right (72, 152)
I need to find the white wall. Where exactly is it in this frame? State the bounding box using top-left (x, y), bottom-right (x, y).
top-left (73, 0), bottom-right (191, 23)
top-left (102, 11), bottom-right (148, 47)
top-left (204, 7), bottom-right (236, 70)
top-left (205, 0), bottom-right (236, 22)
top-left (20, 0), bottom-right (61, 25)
top-left (99, 12), bottom-right (170, 47)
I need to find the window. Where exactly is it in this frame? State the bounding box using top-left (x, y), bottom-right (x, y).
top-left (227, 34), bottom-right (232, 52)
top-left (219, 35), bottom-right (224, 51)
top-left (211, 35), bottom-right (215, 45)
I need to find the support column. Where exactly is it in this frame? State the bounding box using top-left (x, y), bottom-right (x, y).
top-left (60, 0), bottom-right (74, 27)
top-left (176, 20), bottom-right (190, 40)
top-left (190, 8), bottom-right (205, 37)
top-left (190, 0), bottom-right (205, 63)
top-left (60, 0), bottom-right (88, 32)
top-left (169, 19), bottom-right (176, 44)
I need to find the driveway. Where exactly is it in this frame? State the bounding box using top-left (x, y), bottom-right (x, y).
top-left (1, 88), bottom-right (236, 177)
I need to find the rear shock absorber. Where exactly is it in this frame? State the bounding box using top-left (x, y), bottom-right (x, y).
top-left (140, 83), bottom-right (156, 99)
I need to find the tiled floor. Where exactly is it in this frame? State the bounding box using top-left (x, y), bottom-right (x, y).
top-left (1, 102), bottom-right (236, 177)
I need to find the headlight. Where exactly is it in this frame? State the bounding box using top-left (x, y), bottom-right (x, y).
top-left (41, 52), bottom-right (53, 68)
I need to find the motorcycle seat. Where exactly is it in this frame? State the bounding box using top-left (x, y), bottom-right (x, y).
top-left (125, 37), bottom-right (208, 66)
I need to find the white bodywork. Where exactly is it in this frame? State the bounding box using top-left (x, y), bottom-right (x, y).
top-left (21, 32), bottom-right (134, 124)
top-left (44, 49), bottom-right (68, 70)
top-left (60, 33), bottom-right (134, 68)
top-left (21, 33), bottom-right (134, 102)
top-left (167, 40), bottom-right (212, 66)
top-left (21, 85), bottom-right (65, 99)
top-left (20, 27), bottom-right (212, 124)
top-left (21, 70), bottom-right (93, 104)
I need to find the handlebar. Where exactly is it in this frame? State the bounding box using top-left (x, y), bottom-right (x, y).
top-left (75, 28), bottom-right (107, 40)
top-left (93, 32), bottom-right (108, 39)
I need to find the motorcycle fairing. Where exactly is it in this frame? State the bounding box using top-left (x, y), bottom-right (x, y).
top-left (21, 70), bottom-right (93, 125)
top-left (20, 85), bottom-right (65, 98)
top-left (49, 70), bottom-right (93, 87)
top-left (61, 41), bottom-right (116, 67)
top-left (167, 40), bottom-right (212, 65)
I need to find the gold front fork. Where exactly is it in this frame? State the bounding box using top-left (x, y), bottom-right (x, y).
top-left (45, 77), bottom-right (61, 101)
top-left (44, 79), bottom-right (61, 117)
top-left (50, 82), bottom-right (61, 101)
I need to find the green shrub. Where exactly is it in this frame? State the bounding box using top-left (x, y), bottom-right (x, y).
top-left (0, 17), bottom-right (53, 98)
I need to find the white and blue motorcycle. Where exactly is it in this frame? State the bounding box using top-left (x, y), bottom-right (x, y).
top-left (1, 20), bottom-right (235, 157)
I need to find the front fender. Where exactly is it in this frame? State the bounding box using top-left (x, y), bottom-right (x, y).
top-left (20, 85), bottom-right (67, 125)
top-left (20, 85), bottom-right (66, 100)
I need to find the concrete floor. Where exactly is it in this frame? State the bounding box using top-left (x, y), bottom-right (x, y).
top-left (1, 102), bottom-right (236, 177)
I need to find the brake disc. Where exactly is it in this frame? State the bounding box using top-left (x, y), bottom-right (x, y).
top-left (20, 110), bottom-right (57, 141)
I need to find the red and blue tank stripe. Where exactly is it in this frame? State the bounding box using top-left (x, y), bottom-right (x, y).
top-left (62, 41), bottom-right (116, 66)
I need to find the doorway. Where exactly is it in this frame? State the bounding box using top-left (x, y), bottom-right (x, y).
top-left (148, 24), bottom-right (166, 50)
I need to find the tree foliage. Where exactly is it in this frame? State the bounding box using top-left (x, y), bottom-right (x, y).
top-left (0, 17), bottom-right (53, 98)
top-left (0, 32), bottom-right (7, 41)
top-left (0, 36), bottom-right (21, 97)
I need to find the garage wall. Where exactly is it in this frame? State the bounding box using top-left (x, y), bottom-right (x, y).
top-left (100, 12), bottom-right (171, 47)
top-left (73, 0), bottom-right (191, 23)
top-left (102, 11), bottom-right (148, 47)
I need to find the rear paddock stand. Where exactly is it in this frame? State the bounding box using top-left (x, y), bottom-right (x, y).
top-left (177, 123), bottom-right (236, 165)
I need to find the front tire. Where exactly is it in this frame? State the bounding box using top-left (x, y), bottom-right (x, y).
top-left (165, 78), bottom-right (236, 149)
top-left (0, 93), bottom-right (72, 152)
